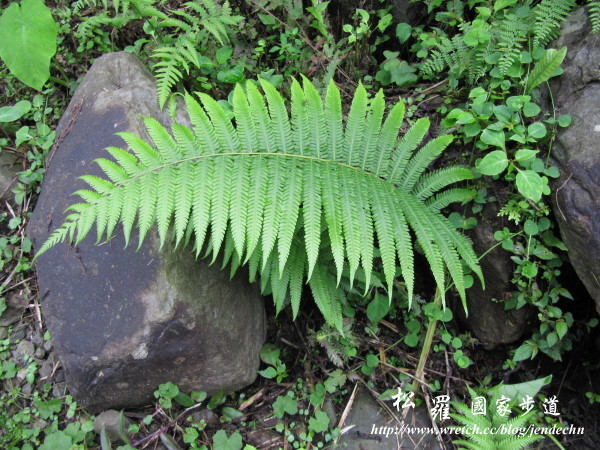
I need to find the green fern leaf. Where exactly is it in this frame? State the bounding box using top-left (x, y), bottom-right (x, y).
top-left (276, 165), bottom-right (302, 271)
top-left (321, 164), bottom-right (345, 283)
top-left (344, 82), bottom-right (368, 166)
top-left (209, 157), bottom-right (232, 259)
top-left (244, 157), bottom-right (268, 261)
top-left (413, 166), bottom-right (474, 200)
top-left (37, 78), bottom-right (483, 330)
top-left (372, 100), bottom-right (405, 175)
top-left (590, 0), bottom-right (600, 33)
top-left (303, 161), bottom-right (322, 279)
top-left (261, 79), bottom-right (293, 153)
top-left (229, 157), bottom-right (249, 257)
top-left (400, 134), bottom-right (454, 191)
top-left (361, 90), bottom-right (385, 171)
top-left (533, 0), bottom-right (575, 48)
top-left (190, 161), bottom-right (213, 256)
top-left (384, 117), bottom-right (429, 182)
top-left (426, 188), bottom-right (476, 211)
top-left (301, 76), bottom-right (328, 158)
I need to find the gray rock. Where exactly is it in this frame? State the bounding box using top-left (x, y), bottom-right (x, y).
top-left (323, 397), bottom-right (338, 428)
top-left (52, 382), bottom-right (67, 398)
top-left (0, 307), bottom-right (23, 327)
top-left (27, 52), bottom-right (266, 411)
top-left (1, 292), bottom-right (27, 327)
top-left (34, 347), bottom-right (46, 359)
top-left (39, 353), bottom-right (56, 380)
top-left (55, 370), bottom-right (65, 383)
top-left (10, 328), bottom-right (26, 342)
top-left (390, 0), bottom-right (427, 27)
top-left (454, 201), bottom-right (533, 345)
top-left (16, 367), bottom-right (29, 382)
top-left (546, 9), bottom-right (600, 312)
top-left (0, 327), bottom-right (8, 340)
top-left (31, 331), bottom-right (44, 347)
top-left (43, 339), bottom-right (53, 352)
top-left (338, 389), bottom-right (442, 450)
top-left (93, 410), bottom-right (133, 444)
top-left (246, 429), bottom-right (281, 448)
top-left (190, 409), bottom-right (219, 428)
top-left (15, 339), bottom-right (35, 358)
top-left (0, 151), bottom-right (19, 201)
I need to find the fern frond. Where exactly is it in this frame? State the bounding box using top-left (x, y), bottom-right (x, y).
top-left (74, 0), bottom-right (165, 41)
top-left (495, 15), bottom-right (532, 76)
top-left (533, 0), bottom-right (575, 48)
top-left (590, 0), bottom-right (600, 33)
top-left (451, 386), bottom-right (544, 450)
top-left (150, 0), bottom-right (243, 108)
top-left (37, 79), bottom-right (482, 330)
top-left (152, 41), bottom-right (201, 109)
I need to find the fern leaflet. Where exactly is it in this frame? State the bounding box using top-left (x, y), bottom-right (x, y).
top-left (589, 0), bottom-right (600, 33)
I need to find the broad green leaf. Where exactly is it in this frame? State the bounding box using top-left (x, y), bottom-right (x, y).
top-left (522, 102), bottom-right (541, 117)
top-left (546, 331), bottom-right (558, 348)
top-left (366, 293), bottom-right (390, 323)
top-left (516, 169), bottom-right (543, 201)
top-left (521, 261), bottom-right (538, 278)
top-left (480, 129), bottom-right (505, 149)
top-left (273, 395), bottom-right (298, 418)
top-left (556, 321), bottom-right (568, 340)
top-left (525, 47), bottom-right (567, 93)
top-left (213, 430), bottom-right (243, 450)
top-left (404, 333), bottom-right (419, 347)
top-left (259, 344), bottom-right (280, 366)
top-left (308, 410), bottom-right (330, 433)
top-left (527, 122), bottom-right (547, 139)
top-left (0, 100), bottom-right (31, 122)
top-left (515, 149), bottom-right (538, 162)
top-left (39, 431), bottom-right (73, 450)
top-left (366, 354), bottom-right (379, 367)
top-left (513, 341), bottom-right (534, 361)
top-left (396, 23), bottom-right (412, 43)
top-left (557, 114), bottom-right (572, 127)
top-left (495, 375), bottom-right (551, 400)
top-left (477, 150), bottom-right (509, 175)
top-left (0, 0), bottom-right (58, 90)
top-left (494, 0), bottom-right (517, 11)
top-left (523, 219), bottom-right (538, 235)
top-left (257, 367), bottom-right (277, 379)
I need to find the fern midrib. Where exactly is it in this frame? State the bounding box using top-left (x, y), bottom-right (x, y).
top-left (106, 151), bottom-right (401, 188)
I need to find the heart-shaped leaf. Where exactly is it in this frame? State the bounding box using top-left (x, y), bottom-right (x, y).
top-left (0, 0), bottom-right (58, 91)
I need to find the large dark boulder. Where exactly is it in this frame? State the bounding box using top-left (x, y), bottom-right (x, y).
top-left (454, 201), bottom-right (533, 345)
top-left (547, 9), bottom-right (600, 312)
top-left (27, 52), bottom-right (266, 411)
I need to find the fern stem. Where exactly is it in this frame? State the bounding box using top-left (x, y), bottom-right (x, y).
top-left (112, 151), bottom-right (386, 186)
top-left (412, 287), bottom-right (442, 393)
